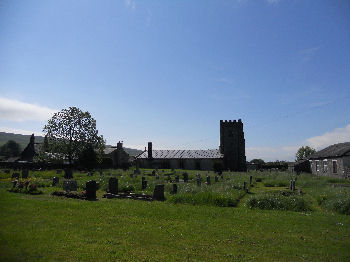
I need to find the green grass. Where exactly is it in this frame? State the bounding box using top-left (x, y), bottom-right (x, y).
top-left (1, 168), bottom-right (350, 261)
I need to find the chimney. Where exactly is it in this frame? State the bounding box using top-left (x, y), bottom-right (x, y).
top-left (148, 142), bottom-right (152, 159)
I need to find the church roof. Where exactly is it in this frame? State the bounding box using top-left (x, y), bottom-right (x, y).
top-left (309, 142), bottom-right (350, 159)
top-left (136, 149), bottom-right (224, 159)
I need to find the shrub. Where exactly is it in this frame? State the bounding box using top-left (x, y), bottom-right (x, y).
top-left (325, 197), bottom-right (350, 215)
top-left (246, 192), bottom-right (310, 212)
top-left (119, 184), bottom-right (135, 193)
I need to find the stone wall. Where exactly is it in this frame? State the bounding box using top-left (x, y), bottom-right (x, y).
top-left (310, 156), bottom-right (350, 178)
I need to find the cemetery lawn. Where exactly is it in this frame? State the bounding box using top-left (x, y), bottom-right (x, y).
top-left (1, 171), bottom-right (350, 261)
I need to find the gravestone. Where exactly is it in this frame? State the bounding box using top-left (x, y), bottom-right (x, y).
top-left (88, 172), bottom-right (93, 176)
top-left (142, 180), bottom-right (147, 190)
top-left (289, 180), bottom-right (293, 190)
top-left (249, 176), bottom-right (253, 185)
top-left (153, 185), bottom-right (165, 201)
top-left (197, 177), bottom-right (201, 187)
top-left (152, 170), bottom-right (156, 176)
top-left (175, 175), bottom-right (179, 183)
top-left (64, 169), bottom-right (73, 179)
top-left (142, 176), bottom-right (145, 182)
top-left (63, 180), bottom-right (77, 192)
top-left (86, 180), bottom-right (97, 200)
top-left (52, 177), bottom-right (59, 186)
top-left (56, 169), bottom-right (62, 174)
top-left (12, 173), bottom-right (20, 179)
top-left (156, 175), bottom-right (159, 180)
top-left (167, 174), bottom-right (171, 181)
top-left (12, 180), bottom-right (18, 188)
top-left (243, 181), bottom-right (247, 191)
top-left (206, 176), bottom-right (211, 185)
top-left (172, 183), bottom-right (178, 194)
top-left (108, 177), bottom-right (118, 194)
top-left (292, 180), bottom-right (296, 191)
top-left (22, 169), bottom-right (29, 179)
top-left (183, 173), bottom-right (188, 182)
top-left (215, 176), bottom-right (219, 182)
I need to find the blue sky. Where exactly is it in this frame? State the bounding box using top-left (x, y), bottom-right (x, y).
top-left (0, 0), bottom-right (349, 161)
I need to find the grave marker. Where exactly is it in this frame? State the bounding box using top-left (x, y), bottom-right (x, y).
top-left (86, 180), bottom-right (97, 200)
top-left (108, 177), bottom-right (118, 194)
top-left (153, 185), bottom-right (165, 201)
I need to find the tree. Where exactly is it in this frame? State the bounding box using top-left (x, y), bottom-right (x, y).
top-left (295, 146), bottom-right (316, 161)
top-left (78, 144), bottom-right (97, 170)
top-left (250, 159), bottom-right (265, 166)
top-left (0, 140), bottom-right (21, 157)
top-left (43, 107), bottom-right (105, 165)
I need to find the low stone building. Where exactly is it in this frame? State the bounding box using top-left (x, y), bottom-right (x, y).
top-left (135, 143), bottom-right (224, 170)
top-left (308, 142), bottom-right (350, 178)
top-left (135, 119), bottom-right (247, 171)
top-left (103, 141), bottom-right (130, 169)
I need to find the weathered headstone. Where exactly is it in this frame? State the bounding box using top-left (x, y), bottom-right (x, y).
top-left (183, 172), bottom-right (188, 182)
top-left (64, 169), bottom-right (73, 179)
top-left (152, 170), bottom-right (156, 176)
top-left (12, 173), bottom-right (20, 179)
top-left (206, 176), bottom-right (211, 185)
top-left (175, 175), bottom-right (179, 183)
top-left (52, 177), bottom-right (59, 186)
top-left (63, 180), bottom-right (77, 191)
top-left (108, 177), bottom-right (118, 194)
top-left (197, 177), bottom-right (201, 187)
top-left (153, 184), bottom-right (165, 201)
top-left (243, 181), bottom-right (247, 191)
top-left (22, 169), bottom-right (29, 179)
top-left (249, 176), bottom-right (253, 185)
top-left (142, 180), bottom-right (147, 190)
top-left (172, 183), bottom-right (178, 194)
top-left (86, 180), bottom-right (97, 200)
top-left (215, 176), bottom-right (219, 182)
top-left (292, 180), bottom-right (296, 191)
top-left (289, 180), bottom-right (293, 190)
top-left (167, 174), bottom-right (171, 181)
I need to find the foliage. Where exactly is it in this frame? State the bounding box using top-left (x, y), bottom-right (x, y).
top-left (0, 140), bottom-right (21, 157)
top-left (246, 191), bottom-right (310, 212)
top-left (78, 144), bottom-right (98, 170)
top-left (43, 107), bottom-right (105, 165)
top-left (296, 146), bottom-right (316, 161)
top-left (213, 161), bottom-right (224, 173)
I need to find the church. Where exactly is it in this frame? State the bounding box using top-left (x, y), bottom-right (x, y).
top-left (135, 119), bottom-right (246, 171)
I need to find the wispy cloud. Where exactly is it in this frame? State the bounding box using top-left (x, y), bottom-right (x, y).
top-left (307, 124), bottom-right (350, 150)
top-left (217, 77), bottom-right (232, 84)
top-left (266, 0), bottom-right (281, 5)
top-left (247, 124), bottom-right (350, 161)
top-left (125, 0), bottom-right (136, 10)
top-left (0, 97), bottom-right (57, 122)
top-left (0, 126), bottom-right (44, 136)
top-left (299, 46), bottom-right (321, 63)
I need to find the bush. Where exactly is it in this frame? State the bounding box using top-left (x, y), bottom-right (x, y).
top-left (246, 192), bottom-right (310, 212)
top-left (325, 197), bottom-right (350, 215)
top-left (119, 184), bottom-right (135, 193)
top-left (168, 191), bottom-right (241, 207)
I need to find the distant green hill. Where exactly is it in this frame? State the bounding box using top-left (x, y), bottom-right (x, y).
top-left (0, 132), bottom-right (44, 151)
top-left (0, 132), bottom-right (142, 157)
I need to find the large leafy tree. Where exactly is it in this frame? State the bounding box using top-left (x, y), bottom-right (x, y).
top-left (43, 107), bottom-right (105, 165)
top-left (0, 140), bottom-right (21, 157)
top-left (295, 146), bottom-right (316, 161)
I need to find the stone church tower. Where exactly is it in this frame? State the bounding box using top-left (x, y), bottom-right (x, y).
top-left (220, 119), bottom-right (246, 171)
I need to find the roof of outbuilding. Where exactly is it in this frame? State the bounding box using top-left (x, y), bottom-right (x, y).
top-left (136, 149), bottom-right (224, 159)
top-left (309, 142), bottom-right (350, 159)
